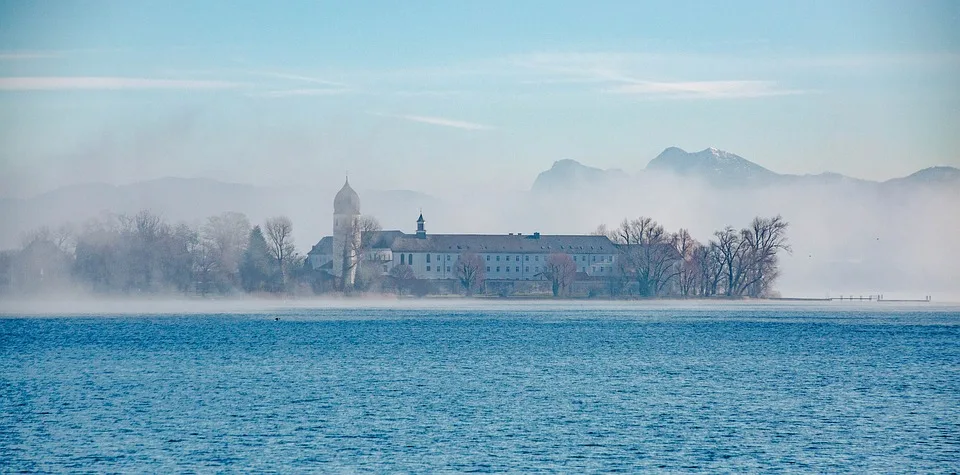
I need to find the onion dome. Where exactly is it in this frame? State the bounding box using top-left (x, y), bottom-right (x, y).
top-left (334, 178), bottom-right (360, 214)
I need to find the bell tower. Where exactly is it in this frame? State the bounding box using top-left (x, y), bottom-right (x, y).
top-left (333, 177), bottom-right (361, 287)
top-left (416, 212), bottom-right (426, 239)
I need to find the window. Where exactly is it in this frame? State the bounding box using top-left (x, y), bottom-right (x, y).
top-left (581, 267), bottom-right (585, 272)
top-left (383, 265), bottom-right (388, 272)
top-left (426, 265), bottom-right (431, 271)
top-left (535, 256), bottom-right (540, 261)
top-left (496, 256), bottom-right (500, 261)
top-left (525, 256), bottom-right (529, 261)
top-left (446, 266), bottom-right (450, 272)
top-left (496, 266), bottom-right (500, 272)
top-left (409, 254), bottom-right (413, 263)
top-left (400, 254), bottom-right (405, 265)
top-left (515, 266), bottom-right (519, 272)
top-left (525, 266), bottom-right (529, 272)
top-left (506, 266), bottom-right (510, 272)
top-left (592, 256), bottom-right (596, 262)
top-left (486, 255), bottom-right (490, 261)
top-left (486, 266), bottom-right (490, 272)
top-left (446, 255), bottom-right (451, 261)
top-left (536, 266), bottom-right (540, 272)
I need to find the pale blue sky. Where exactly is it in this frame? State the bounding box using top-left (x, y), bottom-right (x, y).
top-left (1, 0), bottom-right (958, 197)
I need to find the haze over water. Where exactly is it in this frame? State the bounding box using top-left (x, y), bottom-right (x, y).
top-left (2, 302), bottom-right (958, 472)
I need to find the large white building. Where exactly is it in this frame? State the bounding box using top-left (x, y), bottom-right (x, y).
top-left (308, 180), bottom-right (623, 285)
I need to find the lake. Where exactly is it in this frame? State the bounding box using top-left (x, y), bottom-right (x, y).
top-left (1, 302), bottom-right (958, 472)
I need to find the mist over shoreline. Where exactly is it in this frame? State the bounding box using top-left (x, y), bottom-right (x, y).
top-left (2, 149), bottom-right (958, 299)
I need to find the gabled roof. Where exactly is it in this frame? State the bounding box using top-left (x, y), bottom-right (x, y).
top-left (307, 236), bottom-right (333, 255)
top-left (307, 231), bottom-right (407, 255)
top-left (390, 234), bottom-right (618, 253)
top-left (366, 230), bottom-right (406, 249)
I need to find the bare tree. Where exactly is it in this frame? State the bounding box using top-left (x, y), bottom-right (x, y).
top-left (191, 232), bottom-right (219, 295)
top-left (615, 217), bottom-right (678, 297)
top-left (542, 253), bottom-right (577, 297)
top-left (264, 216), bottom-right (295, 288)
top-left (740, 215), bottom-right (791, 297)
top-left (342, 215), bottom-right (382, 289)
top-left (673, 228), bottom-right (700, 297)
top-left (713, 226), bottom-right (750, 296)
top-left (692, 243), bottom-right (724, 297)
top-left (454, 252), bottom-right (485, 295)
top-left (388, 264), bottom-right (415, 296)
top-left (202, 212), bottom-right (251, 290)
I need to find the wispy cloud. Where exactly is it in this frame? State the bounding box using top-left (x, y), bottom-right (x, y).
top-left (251, 88), bottom-right (352, 98)
top-left (604, 80), bottom-right (805, 99)
top-left (245, 70), bottom-right (347, 87)
top-left (370, 112), bottom-right (494, 131)
top-left (0, 77), bottom-right (243, 91)
top-left (508, 52), bottom-right (806, 99)
top-left (0, 51), bottom-right (61, 60)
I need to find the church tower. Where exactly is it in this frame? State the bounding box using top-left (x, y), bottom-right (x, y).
top-left (416, 212), bottom-right (426, 238)
top-left (333, 177), bottom-right (361, 288)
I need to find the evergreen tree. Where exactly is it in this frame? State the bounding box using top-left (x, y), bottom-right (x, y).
top-left (240, 226), bottom-right (272, 292)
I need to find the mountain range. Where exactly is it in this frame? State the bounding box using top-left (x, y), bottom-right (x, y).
top-left (532, 147), bottom-right (960, 192)
top-left (2, 147), bottom-right (958, 295)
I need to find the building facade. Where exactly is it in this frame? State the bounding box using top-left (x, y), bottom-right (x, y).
top-left (308, 180), bottom-right (628, 287)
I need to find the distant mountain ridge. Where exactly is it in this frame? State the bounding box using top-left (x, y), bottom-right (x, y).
top-left (532, 146), bottom-right (960, 192)
top-left (531, 159), bottom-right (630, 193)
top-left (646, 147), bottom-right (779, 186)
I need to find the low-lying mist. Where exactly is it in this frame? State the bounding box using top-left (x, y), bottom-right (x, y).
top-left (2, 169), bottom-right (958, 301)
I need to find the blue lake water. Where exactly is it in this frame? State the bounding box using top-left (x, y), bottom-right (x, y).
top-left (2, 303), bottom-right (959, 472)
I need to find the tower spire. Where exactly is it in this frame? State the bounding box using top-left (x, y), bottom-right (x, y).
top-left (416, 209), bottom-right (426, 238)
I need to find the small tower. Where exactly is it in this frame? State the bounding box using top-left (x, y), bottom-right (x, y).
top-left (416, 212), bottom-right (426, 239)
top-left (333, 177), bottom-right (361, 288)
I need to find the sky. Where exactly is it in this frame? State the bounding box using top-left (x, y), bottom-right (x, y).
top-left (1, 0), bottom-right (958, 198)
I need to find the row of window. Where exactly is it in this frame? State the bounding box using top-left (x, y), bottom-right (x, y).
top-left (425, 266), bottom-right (452, 272)
top-left (486, 266), bottom-right (538, 273)
top-left (483, 254), bottom-right (614, 262)
top-left (400, 253), bottom-right (615, 267)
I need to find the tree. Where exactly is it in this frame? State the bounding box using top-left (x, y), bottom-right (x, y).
top-left (264, 216), bottom-right (296, 289)
top-left (709, 216), bottom-right (790, 297)
top-left (454, 252), bottom-right (485, 295)
top-left (388, 264), bottom-right (415, 296)
top-left (672, 228), bottom-right (700, 297)
top-left (740, 215), bottom-right (791, 297)
top-left (240, 226), bottom-right (273, 292)
top-left (201, 212), bottom-right (251, 291)
top-left (162, 223), bottom-right (199, 293)
top-left (121, 210), bottom-right (169, 292)
top-left (692, 243), bottom-right (724, 297)
top-left (542, 253), bottom-right (577, 297)
top-left (609, 217), bottom-right (678, 297)
top-left (191, 232), bottom-right (219, 295)
top-left (342, 216), bottom-right (382, 290)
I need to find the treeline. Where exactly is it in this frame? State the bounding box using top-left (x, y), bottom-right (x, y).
top-left (0, 210), bottom-right (314, 296)
top-left (596, 215), bottom-right (790, 298)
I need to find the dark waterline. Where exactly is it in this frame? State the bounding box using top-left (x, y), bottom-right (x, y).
top-left (2, 307), bottom-right (958, 472)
